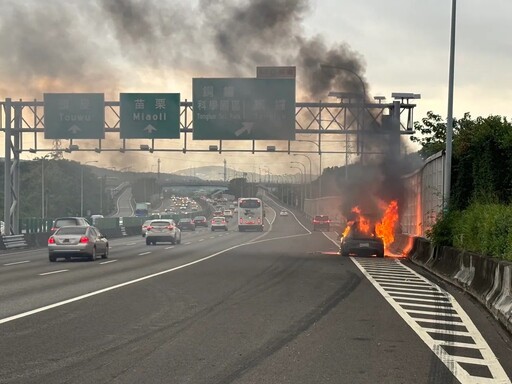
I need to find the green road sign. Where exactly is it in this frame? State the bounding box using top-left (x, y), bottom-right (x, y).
top-left (44, 93), bottom-right (105, 139)
top-left (120, 93), bottom-right (181, 139)
top-left (192, 78), bottom-right (295, 140)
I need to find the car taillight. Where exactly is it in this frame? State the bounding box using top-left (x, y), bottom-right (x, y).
top-left (50, 227), bottom-right (57, 232)
top-left (257, 218), bottom-right (261, 224)
top-left (147, 226), bottom-right (153, 231)
top-left (48, 236), bottom-right (55, 244)
top-left (239, 218), bottom-right (243, 224)
top-left (166, 225), bottom-right (174, 230)
top-left (313, 220), bottom-right (319, 224)
top-left (79, 236), bottom-right (89, 244)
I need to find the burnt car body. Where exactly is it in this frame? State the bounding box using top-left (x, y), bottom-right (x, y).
top-left (339, 221), bottom-right (385, 258)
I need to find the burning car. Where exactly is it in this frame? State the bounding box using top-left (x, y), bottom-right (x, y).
top-left (339, 220), bottom-right (385, 258)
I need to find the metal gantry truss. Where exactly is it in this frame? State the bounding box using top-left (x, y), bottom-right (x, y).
top-left (1, 98), bottom-right (416, 234)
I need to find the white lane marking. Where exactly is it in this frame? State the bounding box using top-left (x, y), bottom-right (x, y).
top-left (198, 239), bottom-right (205, 242)
top-left (263, 195), bottom-right (310, 234)
top-left (209, 236), bottom-right (215, 239)
top-left (100, 260), bottom-right (117, 265)
top-left (138, 252), bottom-right (151, 256)
top-left (3, 260), bottom-right (30, 266)
top-left (0, 236), bottom-right (269, 325)
top-left (165, 246), bottom-right (175, 250)
top-left (126, 242), bottom-right (137, 246)
top-left (184, 242), bottom-right (191, 245)
top-left (352, 258), bottom-right (511, 384)
top-left (39, 270), bottom-right (68, 276)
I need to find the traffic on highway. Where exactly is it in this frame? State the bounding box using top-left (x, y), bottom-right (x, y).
top-left (1, 1), bottom-right (512, 383)
top-left (1, 191), bottom-right (511, 384)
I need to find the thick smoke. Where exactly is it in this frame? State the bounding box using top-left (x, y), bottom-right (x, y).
top-left (0, 0), bottom-right (410, 216)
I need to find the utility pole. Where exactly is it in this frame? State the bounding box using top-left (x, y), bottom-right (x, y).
top-left (157, 158), bottom-right (161, 179)
top-left (223, 159), bottom-right (227, 182)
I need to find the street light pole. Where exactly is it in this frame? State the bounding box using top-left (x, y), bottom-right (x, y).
top-left (293, 154), bottom-right (312, 198)
top-left (40, 153), bottom-right (53, 218)
top-left (444, 0), bottom-right (457, 209)
top-left (290, 166), bottom-right (304, 210)
top-left (320, 64), bottom-right (367, 164)
top-left (81, 161), bottom-right (98, 216)
top-left (291, 161), bottom-right (306, 198)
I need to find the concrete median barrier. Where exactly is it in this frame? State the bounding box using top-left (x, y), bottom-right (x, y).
top-left (405, 236), bottom-right (512, 334)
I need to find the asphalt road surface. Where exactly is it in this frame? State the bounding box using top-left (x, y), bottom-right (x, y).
top-left (1, 196), bottom-right (511, 384)
top-left (111, 187), bottom-right (134, 217)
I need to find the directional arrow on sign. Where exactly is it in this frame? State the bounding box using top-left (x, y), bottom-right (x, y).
top-left (68, 125), bottom-right (82, 134)
top-left (235, 122), bottom-right (254, 137)
top-left (143, 124), bottom-right (157, 134)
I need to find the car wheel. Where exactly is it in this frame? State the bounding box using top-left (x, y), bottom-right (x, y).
top-left (146, 238), bottom-right (151, 245)
top-left (170, 237), bottom-right (176, 245)
top-left (225, 227), bottom-right (228, 231)
top-left (377, 252), bottom-right (385, 258)
top-left (177, 235), bottom-right (181, 244)
top-left (89, 247), bottom-right (96, 261)
top-left (211, 228), bottom-right (215, 231)
top-left (49, 254), bottom-right (56, 262)
top-left (102, 245), bottom-right (109, 259)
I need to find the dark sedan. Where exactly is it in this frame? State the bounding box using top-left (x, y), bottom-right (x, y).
top-left (177, 218), bottom-right (196, 231)
top-left (193, 216), bottom-right (208, 227)
top-left (339, 222), bottom-right (384, 258)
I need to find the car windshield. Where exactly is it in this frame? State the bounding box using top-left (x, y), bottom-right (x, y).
top-left (54, 219), bottom-right (79, 227)
top-left (151, 221), bottom-right (171, 227)
top-left (239, 200), bottom-right (261, 209)
top-left (56, 227), bottom-right (87, 235)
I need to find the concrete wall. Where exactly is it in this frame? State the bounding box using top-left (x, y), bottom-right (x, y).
top-left (401, 151), bottom-right (445, 237)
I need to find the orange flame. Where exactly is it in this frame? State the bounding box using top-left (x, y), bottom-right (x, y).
top-left (342, 220), bottom-right (354, 237)
top-left (375, 200), bottom-right (399, 249)
top-left (351, 206), bottom-right (371, 235)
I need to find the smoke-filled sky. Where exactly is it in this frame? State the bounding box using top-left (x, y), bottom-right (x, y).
top-left (0, 0), bottom-right (510, 176)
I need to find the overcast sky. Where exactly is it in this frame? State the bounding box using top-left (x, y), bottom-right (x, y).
top-left (0, 0), bottom-right (510, 176)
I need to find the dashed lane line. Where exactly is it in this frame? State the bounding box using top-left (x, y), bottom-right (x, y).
top-left (39, 270), bottom-right (68, 276)
top-left (3, 260), bottom-right (30, 266)
top-left (184, 242), bottom-right (191, 245)
top-left (165, 246), bottom-right (175, 250)
top-left (99, 260), bottom-right (117, 265)
top-left (352, 258), bottom-right (510, 384)
top-left (138, 252), bottom-right (151, 256)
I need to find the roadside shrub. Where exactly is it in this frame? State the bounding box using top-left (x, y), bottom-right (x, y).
top-left (426, 208), bottom-right (461, 247)
top-left (451, 202), bottom-right (512, 261)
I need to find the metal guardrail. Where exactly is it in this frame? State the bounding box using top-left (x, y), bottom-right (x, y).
top-left (110, 182), bottom-right (130, 198)
top-left (2, 235), bottom-right (28, 249)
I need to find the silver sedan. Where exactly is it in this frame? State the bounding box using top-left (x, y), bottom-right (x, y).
top-left (48, 226), bottom-right (109, 262)
top-left (145, 219), bottom-right (182, 245)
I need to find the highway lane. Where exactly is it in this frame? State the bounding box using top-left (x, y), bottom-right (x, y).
top-left (0, 218), bottom-right (264, 320)
top-left (1, 199), bottom-right (511, 383)
top-left (111, 186), bottom-right (134, 217)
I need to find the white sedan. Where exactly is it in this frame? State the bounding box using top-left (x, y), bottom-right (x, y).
top-left (279, 210), bottom-right (289, 216)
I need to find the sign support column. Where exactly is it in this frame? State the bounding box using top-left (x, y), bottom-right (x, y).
top-left (3, 98), bottom-right (11, 235)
